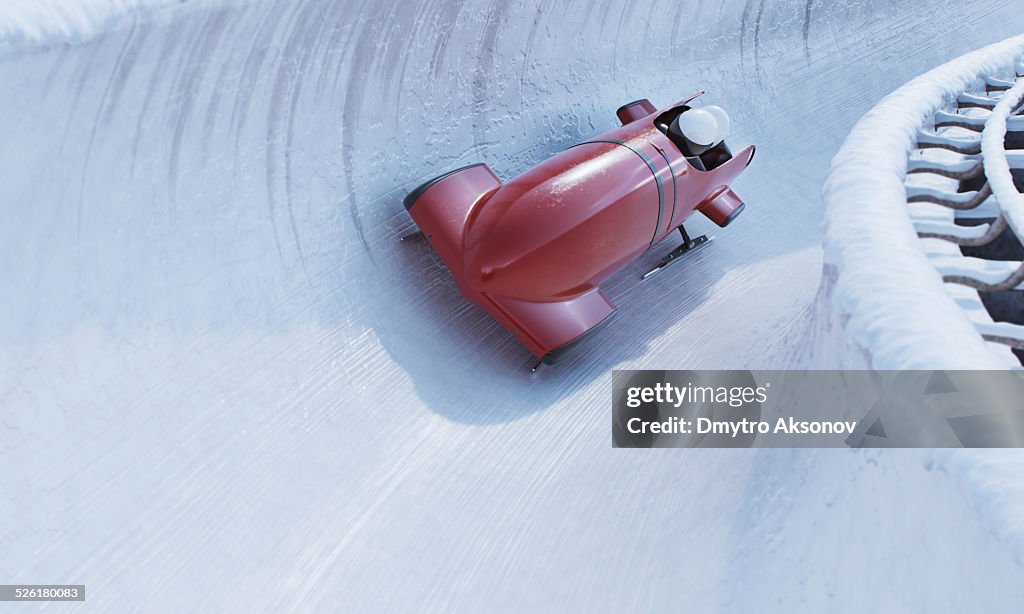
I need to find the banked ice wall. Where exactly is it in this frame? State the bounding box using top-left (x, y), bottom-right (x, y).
top-left (3, 1), bottom-right (1024, 611)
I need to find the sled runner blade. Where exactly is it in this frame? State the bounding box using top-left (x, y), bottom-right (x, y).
top-left (642, 233), bottom-right (713, 280)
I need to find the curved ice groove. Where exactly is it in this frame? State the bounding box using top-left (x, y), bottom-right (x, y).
top-left (4, 1), bottom-right (1024, 611)
top-left (821, 33), bottom-right (1024, 370)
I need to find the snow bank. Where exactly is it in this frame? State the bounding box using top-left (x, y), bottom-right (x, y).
top-left (0, 0), bottom-right (204, 51)
top-left (820, 34), bottom-right (1024, 369)
top-left (928, 450), bottom-right (1024, 565)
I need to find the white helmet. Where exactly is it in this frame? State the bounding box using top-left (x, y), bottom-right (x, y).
top-left (669, 105), bottom-right (731, 156)
top-left (702, 105), bottom-right (731, 144)
top-left (673, 108), bottom-right (719, 147)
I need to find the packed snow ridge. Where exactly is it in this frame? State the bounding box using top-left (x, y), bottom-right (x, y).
top-left (929, 449), bottom-right (1024, 566)
top-left (820, 33), bottom-right (1024, 370)
top-left (0, 0), bottom-right (212, 51)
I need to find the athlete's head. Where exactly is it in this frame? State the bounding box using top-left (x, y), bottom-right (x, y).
top-left (669, 105), bottom-right (731, 157)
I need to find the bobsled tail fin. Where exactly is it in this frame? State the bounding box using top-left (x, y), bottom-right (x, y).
top-left (616, 99), bottom-right (657, 125)
top-left (405, 163), bottom-right (502, 266)
top-left (699, 187), bottom-right (745, 228)
top-left (697, 144), bottom-right (755, 227)
top-left (484, 288), bottom-right (617, 363)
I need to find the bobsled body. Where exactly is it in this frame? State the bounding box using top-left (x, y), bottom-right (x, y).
top-left (405, 95), bottom-right (755, 364)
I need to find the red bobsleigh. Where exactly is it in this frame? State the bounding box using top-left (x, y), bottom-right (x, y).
top-left (404, 94), bottom-right (755, 366)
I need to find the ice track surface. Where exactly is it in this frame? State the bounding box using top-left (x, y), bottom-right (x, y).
top-left (3, 0), bottom-right (1024, 611)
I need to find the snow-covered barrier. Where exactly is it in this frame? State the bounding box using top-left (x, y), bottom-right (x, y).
top-left (928, 449), bottom-right (1024, 565)
top-left (820, 34), bottom-right (1024, 369)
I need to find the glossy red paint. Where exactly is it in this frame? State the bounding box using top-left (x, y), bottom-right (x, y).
top-left (405, 94), bottom-right (755, 364)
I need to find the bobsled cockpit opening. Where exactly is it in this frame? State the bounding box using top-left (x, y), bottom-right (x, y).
top-left (653, 105), bottom-right (689, 141)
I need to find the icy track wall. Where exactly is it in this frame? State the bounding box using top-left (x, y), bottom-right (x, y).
top-left (7, 0), bottom-right (1024, 381)
top-left (6, 0), bottom-right (1024, 611)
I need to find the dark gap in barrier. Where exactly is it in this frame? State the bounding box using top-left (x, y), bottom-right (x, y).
top-left (954, 212), bottom-right (1024, 366)
top-left (1005, 131), bottom-right (1024, 150)
top-left (956, 218), bottom-right (1024, 260)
